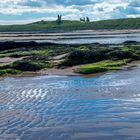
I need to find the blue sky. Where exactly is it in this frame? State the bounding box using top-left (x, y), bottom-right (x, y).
top-left (0, 0), bottom-right (140, 24)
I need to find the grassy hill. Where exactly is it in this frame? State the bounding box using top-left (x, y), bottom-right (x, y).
top-left (0, 18), bottom-right (140, 32)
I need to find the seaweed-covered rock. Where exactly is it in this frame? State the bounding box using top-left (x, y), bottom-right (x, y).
top-left (9, 61), bottom-right (46, 71)
top-left (123, 41), bottom-right (138, 44)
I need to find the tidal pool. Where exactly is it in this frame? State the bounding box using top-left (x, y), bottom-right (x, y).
top-left (0, 66), bottom-right (140, 140)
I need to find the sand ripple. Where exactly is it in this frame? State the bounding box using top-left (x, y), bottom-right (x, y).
top-left (0, 70), bottom-right (140, 139)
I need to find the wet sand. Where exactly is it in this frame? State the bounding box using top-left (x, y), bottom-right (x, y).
top-left (0, 57), bottom-right (25, 66)
top-left (1, 64), bottom-right (140, 139)
top-left (0, 30), bottom-right (140, 139)
top-left (0, 29), bottom-right (140, 44)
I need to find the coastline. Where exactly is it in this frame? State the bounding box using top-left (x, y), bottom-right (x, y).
top-left (0, 30), bottom-right (140, 78)
top-left (35, 60), bottom-right (140, 76)
top-left (1, 60), bottom-right (140, 79)
top-left (0, 29), bottom-right (140, 44)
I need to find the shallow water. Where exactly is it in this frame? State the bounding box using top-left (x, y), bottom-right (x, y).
top-left (1, 66), bottom-right (140, 140)
top-left (0, 32), bottom-right (140, 44)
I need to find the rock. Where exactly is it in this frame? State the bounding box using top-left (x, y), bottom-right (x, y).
top-left (123, 40), bottom-right (138, 44)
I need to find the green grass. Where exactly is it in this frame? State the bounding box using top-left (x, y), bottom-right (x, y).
top-left (0, 18), bottom-right (140, 31)
top-left (77, 59), bottom-right (131, 74)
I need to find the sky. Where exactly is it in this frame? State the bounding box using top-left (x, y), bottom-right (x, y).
top-left (0, 0), bottom-right (140, 24)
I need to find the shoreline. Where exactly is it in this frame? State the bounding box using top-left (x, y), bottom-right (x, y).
top-left (1, 60), bottom-right (140, 79)
top-left (0, 29), bottom-right (140, 33)
top-left (0, 29), bottom-right (139, 46)
top-left (0, 29), bottom-right (140, 35)
top-left (35, 60), bottom-right (140, 76)
top-left (0, 31), bottom-right (140, 79)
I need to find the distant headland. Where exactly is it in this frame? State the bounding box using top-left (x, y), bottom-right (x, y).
top-left (0, 16), bottom-right (140, 32)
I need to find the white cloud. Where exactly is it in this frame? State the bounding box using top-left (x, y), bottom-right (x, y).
top-left (0, 0), bottom-right (139, 24)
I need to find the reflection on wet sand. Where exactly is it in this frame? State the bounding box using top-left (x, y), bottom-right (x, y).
top-left (0, 31), bottom-right (140, 44)
top-left (0, 65), bottom-right (140, 139)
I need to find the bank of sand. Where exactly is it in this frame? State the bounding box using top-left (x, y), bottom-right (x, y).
top-left (0, 29), bottom-right (140, 42)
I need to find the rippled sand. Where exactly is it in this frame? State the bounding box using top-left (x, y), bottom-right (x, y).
top-left (0, 66), bottom-right (140, 139)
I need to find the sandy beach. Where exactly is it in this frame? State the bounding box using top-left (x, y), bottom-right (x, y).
top-left (1, 62), bottom-right (140, 139)
top-left (0, 29), bottom-right (140, 44)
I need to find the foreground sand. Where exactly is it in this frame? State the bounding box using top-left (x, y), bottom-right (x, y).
top-left (1, 61), bottom-right (140, 139)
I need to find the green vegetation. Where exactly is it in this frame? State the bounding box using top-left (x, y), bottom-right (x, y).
top-left (76, 59), bottom-right (131, 74)
top-left (0, 49), bottom-right (50, 58)
top-left (0, 18), bottom-right (140, 31)
top-left (0, 54), bottom-right (53, 72)
top-left (61, 45), bottom-right (140, 66)
top-left (0, 44), bottom-right (74, 57)
top-left (6, 61), bottom-right (51, 71)
top-left (0, 69), bottom-right (21, 76)
top-left (0, 43), bottom-right (140, 76)
top-left (0, 44), bottom-right (77, 73)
